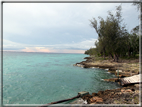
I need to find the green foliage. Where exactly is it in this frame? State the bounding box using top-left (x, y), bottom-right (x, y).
top-left (85, 5), bottom-right (139, 61)
top-left (84, 48), bottom-right (97, 55)
top-left (134, 96), bottom-right (139, 104)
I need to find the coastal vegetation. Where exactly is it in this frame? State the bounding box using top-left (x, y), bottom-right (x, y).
top-left (85, 5), bottom-right (139, 62)
top-left (74, 4), bottom-right (141, 104)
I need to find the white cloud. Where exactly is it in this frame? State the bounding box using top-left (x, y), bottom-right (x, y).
top-left (4, 3), bottom-right (138, 36)
top-left (3, 39), bottom-right (25, 48)
top-left (59, 38), bottom-right (97, 49)
top-left (3, 3), bottom-right (139, 53)
top-left (3, 38), bottom-right (97, 52)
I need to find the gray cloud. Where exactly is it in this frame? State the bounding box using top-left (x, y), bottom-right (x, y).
top-left (3, 38), bottom-right (97, 51)
top-left (3, 3), bottom-right (139, 52)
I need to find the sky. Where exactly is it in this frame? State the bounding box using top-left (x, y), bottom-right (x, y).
top-left (3, 2), bottom-right (139, 53)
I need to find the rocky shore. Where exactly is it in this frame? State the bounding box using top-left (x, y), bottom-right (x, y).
top-left (81, 84), bottom-right (140, 104)
top-left (74, 56), bottom-right (139, 82)
top-left (73, 56), bottom-right (141, 104)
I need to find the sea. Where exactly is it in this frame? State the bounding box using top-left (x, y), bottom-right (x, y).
top-left (3, 51), bottom-right (121, 104)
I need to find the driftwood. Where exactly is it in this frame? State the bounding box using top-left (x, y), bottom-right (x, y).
top-left (120, 74), bottom-right (141, 86)
top-left (39, 94), bottom-right (80, 107)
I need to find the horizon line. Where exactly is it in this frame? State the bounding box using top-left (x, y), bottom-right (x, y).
top-left (2, 50), bottom-right (85, 54)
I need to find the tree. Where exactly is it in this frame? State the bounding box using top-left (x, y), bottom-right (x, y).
top-left (86, 4), bottom-right (140, 60)
top-left (133, 1), bottom-right (142, 60)
top-left (90, 5), bottom-right (126, 62)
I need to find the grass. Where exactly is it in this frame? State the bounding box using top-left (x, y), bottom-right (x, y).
top-left (114, 100), bottom-right (121, 104)
top-left (120, 55), bottom-right (139, 60)
top-left (92, 56), bottom-right (109, 61)
top-left (134, 96), bottom-right (139, 104)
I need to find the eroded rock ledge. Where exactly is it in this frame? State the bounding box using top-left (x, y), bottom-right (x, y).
top-left (74, 56), bottom-right (139, 79)
top-left (81, 84), bottom-right (139, 104)
top-left (73, 56), bottom-right (140, 104)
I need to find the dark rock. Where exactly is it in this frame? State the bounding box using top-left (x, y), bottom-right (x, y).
top-left (90, 96), bottom-right (103, 103)
top-left (83, 64), bottom-right (96, 68)
top-left (84, 57), bottom-right (92, 59)
top-left (92, 93), bottom-right (98, 96)
top-left (104, 78), bottom-right (119, 82)
top-left (109, 68), bottom-right (116, 71)
top-left (81, 94), bottom-right (92, 104)
top-left (97, 91), bottom-right (104, 97)
top-left (131, 88), bottom-right (135, 91)
top-left (75, 62), bottom-right (83, 65)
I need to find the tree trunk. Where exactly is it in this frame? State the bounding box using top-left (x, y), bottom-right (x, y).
top-left (101, 52), bottom-right (103, 57)
top-left (128, 43), bottom-right (131, 57)
top-left (113, 54), bottom-right (119, 62)
top-left (116, 54), bottom-right (119, 62)
top-left (103, 53), bottom-right (105, 60)
top-left (110, 53), bottom-right (113, 59)
top-left (113, 54), bottom-right (116, 62)
top-left (103, 48), bottom-right (105, 60)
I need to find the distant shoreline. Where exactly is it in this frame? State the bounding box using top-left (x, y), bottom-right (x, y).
top-left (3, 51), bottom-right (85, 54)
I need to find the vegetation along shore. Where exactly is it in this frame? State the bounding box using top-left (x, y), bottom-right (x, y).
top-left (73, 4), bottom-right (141, 105)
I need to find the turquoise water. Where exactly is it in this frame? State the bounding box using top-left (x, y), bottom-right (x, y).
top-left (3, 52), bottom-right (121, 104)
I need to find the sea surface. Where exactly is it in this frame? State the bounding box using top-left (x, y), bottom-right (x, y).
top-left (3, 51), bottom-right (121, 104)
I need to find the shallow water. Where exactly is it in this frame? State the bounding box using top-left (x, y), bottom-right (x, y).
top-left (3, 52), bottom-right (121, 104)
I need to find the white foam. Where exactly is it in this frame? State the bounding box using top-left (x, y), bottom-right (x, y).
top-left (83, 100), bottom-right (87, 104)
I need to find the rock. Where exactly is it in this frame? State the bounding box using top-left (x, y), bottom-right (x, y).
top-left (121, 89), bottom-right (125, 92)
top-left (125, 89), bottom-right (132, 92)
top-left (121, 89), bottom-right (132, 93)
top-left (118, 92), bottom-right (122, 95)
top-left (90, 102), bottom-right (96, 105)
top-left (97, 91), bottom-right (104, 97)
top-left (90, 97), bottom-right (103, 103)
top-left (131, 70), bottom-right (136, 73)
top-left (111, 92), bottom-right (114, 94)
top-left (81, 94), bottom-right (92, 103)
top-left (92, 93), bottom-right (98, 96)
top-left (116, 72), bottom-right (131, 77)
top-left (70, 98), bottom-right (87, 104)
top-left (104, 78), bottom-right (119, 82)
top-left (108, 70), bottom-right (116, 74)
top-left (116, 70), bottom-right (123, 72)
top-left (84, 57), bottom-right (92, 59)
top-left (74, 63), bottom-right (84, 67)
top-left (76, 62), bottom-right (81, 65)
top-left (83, 63), bottom-right (114, 69)
top-left (109, 68), bottom-right (116, 71)
top-left (76, 64), bottom-right (84, 67)
top-left (131, 88), bottom-right (135, 91)
top-left (80, 61), bottom-right (86, 64)
top-left (134, 84), bottom-right (139, 88)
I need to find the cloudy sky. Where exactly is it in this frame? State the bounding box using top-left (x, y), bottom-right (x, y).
top-left (3, 2), bottom-right (139, 53)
